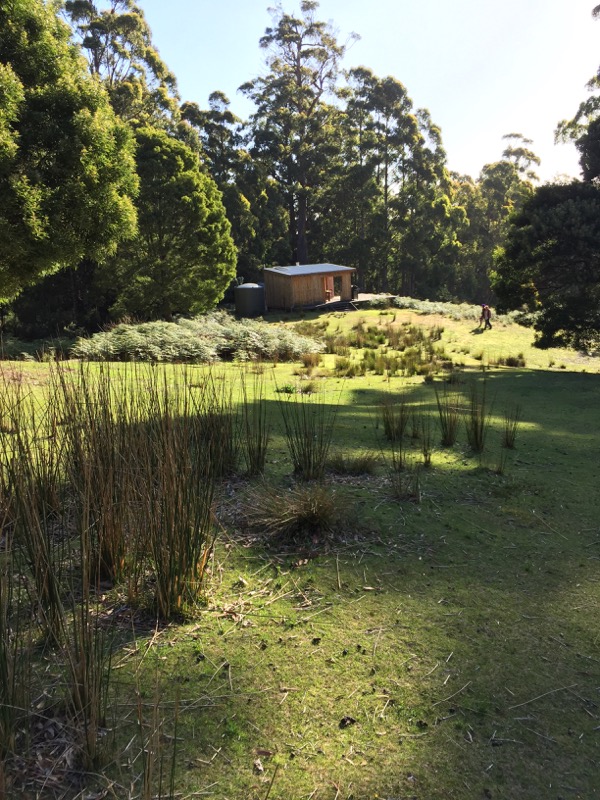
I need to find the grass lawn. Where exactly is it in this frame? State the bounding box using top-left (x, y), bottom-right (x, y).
top-left (2, 308), bottom-right (599, 799)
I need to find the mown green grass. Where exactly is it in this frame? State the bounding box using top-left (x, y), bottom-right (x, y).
top-left (3, 310), bottom-right (600, 800)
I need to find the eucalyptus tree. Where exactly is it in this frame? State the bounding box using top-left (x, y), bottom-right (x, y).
top-left (556, 7), bottom-right (600, 180)
top-left (241, 0), bottom-right (355, 264)
top-left (448, 174), bottom-right (490, 301)
top-left (181, 92), bottom-right (288, 279)
top-left (0, 0), bottom-right (137, 300)
top-left (451, 134), bottom-right (539, 303)
top-left (390, 107), bottom-right (459, 298)
top-left (64, 0), bottom-right (179, 124)
top-left (501, 132), bottom-right (541, 180)
top-left (310, 87), bottom-right (382, 287)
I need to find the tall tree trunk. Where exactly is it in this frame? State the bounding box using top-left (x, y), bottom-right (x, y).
top-left (296, 191), bottom-right (309, 264)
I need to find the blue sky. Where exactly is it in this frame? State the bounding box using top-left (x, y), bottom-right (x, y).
top-left (139, 0), bottom-right (600, 182)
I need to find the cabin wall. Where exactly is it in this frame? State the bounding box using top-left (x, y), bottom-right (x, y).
top-left (340, 273), bottom-right (352, 301)
top-left (264, 269), bottom-right (355, 309)
top-left (290, 275), bottom-right (328, 307)
top-left (264, 272), bottom-right (293, 309)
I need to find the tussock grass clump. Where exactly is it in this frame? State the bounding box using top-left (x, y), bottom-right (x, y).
top-left (324, 333), bottom-right (352, 355)
top-left (335, 356), bottom-right (364, 377)
top-left (301, 352), bottom-right (322, 371)
top-left (388, 456), bottom-right (421, 503)
top-left (494, 352), bottom-right (526, 368)
top-left (293, 319), bottom-right (328, 339)
top-left (242, 483), bottom-right (345, 543)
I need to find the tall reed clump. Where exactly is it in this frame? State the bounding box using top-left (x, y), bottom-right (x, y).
top-left (190, 370), bottom-right (240, 478)
top-left (239, 370), bottom-right (271, 476)
top-left (388, 455), bottom-right (421, 503)
top-left (62, 572), bottom-right (114, 769)
top-left (465, 377), bottom-right (493, 453)
top-left (502, 403), bottom-right (522, 449)
top-left (278, 387), bottom-right (338, 480)
top-left (418, 412), bottom-right (434, 467)
top-left (0, 546), bottom-right (31, 788)
top-left (5, 392), bottom-right (67, 645)
top-left (55, 364), bottom-right (131, 585)
top-left (434, 384), bottom-right (462, 446)
top-left (380, 394), bottom-right (411, 442)
top-left (134, 366), bottom-right (218, 619)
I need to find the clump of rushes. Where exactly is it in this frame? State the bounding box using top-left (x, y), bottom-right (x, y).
top-left (380, 394), bottom-right (410, 442)
top-left (0, 547), bottom-right (30, 770)
top-left (135, 367), bottom-right (218, 619)
top-left (278, 388), bottom-right (338, 481)
top-left (418, 412), bottom-right (434, 467)
top-left (7, 441), bottom-right (67, 646)
top-left (243, 482), bottom-right (343, 543)
top-left (434, 384), bottom-right (462, 446)
top-left (239, 369), bottom-right (270, 476)
top-left (326, 450), bottom-right (378, 475)
top-left (465, 377), bottom-right (493, 453)
top-left (55, 363), bottom-right (130, 584)
top-left (191, 370), bottom-right (240, 478)
top-left (388, 455), bottom-right (421, 503)
top-left (502, 403), bottom-right (522, 449)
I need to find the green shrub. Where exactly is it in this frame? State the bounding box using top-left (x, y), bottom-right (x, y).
top-left (72, 312), bottom-right (324, 364)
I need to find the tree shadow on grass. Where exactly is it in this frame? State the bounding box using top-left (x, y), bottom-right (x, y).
top-left (11, 364), bottom-right (599, 799)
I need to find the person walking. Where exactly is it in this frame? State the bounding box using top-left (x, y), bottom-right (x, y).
top-left (480, 304), bottom-right (492, 330)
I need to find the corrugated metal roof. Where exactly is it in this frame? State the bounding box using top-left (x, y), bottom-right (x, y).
top-left (263, 263), bottom-right (356, 277)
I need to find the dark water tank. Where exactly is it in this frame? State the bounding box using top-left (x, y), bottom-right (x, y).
top-left (234, 283), bottom-right (266, 317)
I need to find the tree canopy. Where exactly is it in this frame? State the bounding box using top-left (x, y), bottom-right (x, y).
top-left (492, 182), bottom-right (600, 350)
top-left (64, 0), bottom-right (179, 124)
top-left (103, 127), bottom-right (237, 321)
top-left (0, 0), bottom-right (138, 299)
top-left (10, 0), bottom-right (600, 345)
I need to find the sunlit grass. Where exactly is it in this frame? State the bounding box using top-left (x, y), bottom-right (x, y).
top-left (1, 308), bottom-right (599, 798)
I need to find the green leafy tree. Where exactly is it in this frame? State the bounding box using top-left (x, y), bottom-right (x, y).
top-left (181, 92), bottom-right (288, 280)
top-left (103, 127), bottom-right (236, 320)
top-left (314, 67), bottom-right (456, 297)
top-left (556, 6), bottom-right (600, 179)
top-left (449, 134), bottom-right (538, 304)
top-left (448, 173), bottom-right (490, 301)
top-left (0, 0), bottom-right (137, 299)
top-left (64, 0), bottom-right (179, 124)
top-left (241, 0), bottom-right (354, 264)
top-left (492, 182), bottom-right (600, 350)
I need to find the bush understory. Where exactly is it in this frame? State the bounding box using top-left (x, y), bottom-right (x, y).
top-left (1, 307), bottom-right (599, 800)
top-left (72, 311), bottom-right (325, 363)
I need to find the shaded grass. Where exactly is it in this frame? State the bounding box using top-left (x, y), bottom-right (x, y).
top-left (1, 310), bottom-right (600, 799)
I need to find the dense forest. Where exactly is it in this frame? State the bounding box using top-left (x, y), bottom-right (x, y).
top-left (1, 0), bottom-right (600, 348)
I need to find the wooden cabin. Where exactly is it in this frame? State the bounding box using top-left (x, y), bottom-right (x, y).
top-left (263, 264), bottom-right (356, 310)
